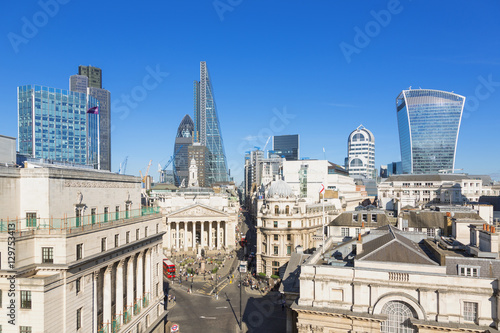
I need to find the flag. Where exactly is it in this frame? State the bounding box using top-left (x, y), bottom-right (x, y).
top-left (87, 106), bottom-right (99, 114)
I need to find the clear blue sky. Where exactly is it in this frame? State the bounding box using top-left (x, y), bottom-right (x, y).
top-left (1, 0), bottom-right (499, 183)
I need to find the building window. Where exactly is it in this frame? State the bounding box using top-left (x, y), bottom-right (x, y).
top-left (156, 223), bottom-right (159, 233)
top-left (427, 228), bottom-right (435, 237)
top-left (285, 205), bottom-right (290, 214)
top-left (146, 314), bottom-right (150, 327)
top-left (91, 208), bottom-right (96, 224)
top-left (20, 291), bottom-right (31, 309)
top-left (101, 238), bottom-right (107, 252)
top-left (76, 307), bottom-right (82, 330)
top-left (156, 282), bottom-right (159, 297)
top-left (381, 301), bottom-right (416, 333)
top-left (362, 214), bottom-right (367, 222)
top-left (137, 323), bottom-right (142, 333)
top-left (458, 265), bottom-right (480, 277)
top-left (76, 277), bottom-right (81, 294)
top-left (273, 221), bottom-right (278, 228)
top-left (115, 206), bottom-right (120, 220)
top-left (145, 226), bottom-right (148, 237)
top-left (76, 244), bottom-right (83, 260)
top-left (463, 301), bottom-right (478, 323)
top-left (125, 203), bottom-right (130, 219)
top-left (274, 246), bottom-right (278, 255)
top-left (42, 247), bottom-right (53, 263)
top-left (341, 228), bottom-right (350, 237)
top-left (0, 290), bottom-right (2, 307)
top-left (371, 214), bottom-right (377, 222)
top-left (126, 231), bottom-right (130, 244)
top-left (274, 235), bottom-right (278, 241)
top-left (26, 212), bottom-right (37, 227)
top-left (287, 221), bottom-right (291, 228)
top-left (156, 263), bottom-right (159, 277)
top-left (355, 228), bottom-right (361, 236)
top-left (20, 327), bottom-right (32, 333)
top-left (287, 246), bottom-right (291, 255)
top-left (136, 229), bottom-right (140, 240)
top-left (115, 234), bottom-right (119, 247)
top-left (75, 208), bottom-right (82, 227)
top-left (352, 213), bottom-right (358, 222)
top-left (104, 207), bottom-right (109, 222)
top-left (287, 234), bottom-right (291, 241)
top-left (274, 205), bottom-right (279, 215)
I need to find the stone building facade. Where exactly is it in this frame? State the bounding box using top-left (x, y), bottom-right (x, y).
top-left (152, 187), bottom-right (238, 256)
top-left (255, 180), bottom-right (340, 277)
top-left (0, 164), bottom-right (166, 333)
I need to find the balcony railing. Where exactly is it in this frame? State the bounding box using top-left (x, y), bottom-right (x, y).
top-left (0, 207), bottom-right (160, 234)
top-left (98, 323), bottom-right (109, 333)
top-left (112, 314), bottom-right (121, 333)
top-left (142, 293), bottom-right (150, 308)
top-left (123, 307), bottom-right (132, 325)
top-left (133, 299), bottom-right (141, 316)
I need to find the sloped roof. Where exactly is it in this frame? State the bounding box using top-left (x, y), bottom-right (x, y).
top-left (356, 225), bottom-right (438, 265)
top-left (329, 211), bottom-right (394, 227)
top-left (279, 252), bottom-right (310, 294)
top-left (403, 211), bottom-right (481, 228)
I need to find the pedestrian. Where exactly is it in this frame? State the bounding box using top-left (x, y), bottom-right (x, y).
top-left (173, 295), bottom-right (176, 302)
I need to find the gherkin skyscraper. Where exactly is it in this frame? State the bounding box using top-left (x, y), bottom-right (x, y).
top-left (193, 61), bottom-right (229, 185)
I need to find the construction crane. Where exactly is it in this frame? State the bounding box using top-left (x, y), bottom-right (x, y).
top-left (158, 145), bottom-right (183, 184)
top-left (118, 156), bottom-right (128, 174)
top-left (139, 160), bottom-right (152, 184)
top-left (263, 136), bottom-right (271, 157)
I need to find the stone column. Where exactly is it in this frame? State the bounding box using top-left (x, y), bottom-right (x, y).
top-left (136, 251), bottom-right (144, 305)
top-left (166, 219), bottom-right (170, 248)
top-left (192, 221), bottom-right (196, 249)
top-left (127, 257), bottom-right (134, 308)
top-left (201, 221), bottom-right (205, 248)
top-left (93, 270), bottom-right (99, 332)
top-left (116, 260), bottom-right (125, 324)
top-left (145, 249), bottom-right (152, 299)
top-left (103, 266), bottom-right (112, 329)
top-left (209, 221), bottom-right (213, 249)
top-left (175, 222), bottom-right (180, 250)
top-left (217, 221), bottom-right (221, 249)
top-left (224, 221), bottom-right (228, 249)
top-left (184, 222), bottom-right (188, 250)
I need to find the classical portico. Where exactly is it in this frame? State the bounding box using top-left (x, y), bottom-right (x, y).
top-left (165, 203), bottom-right (235, 254)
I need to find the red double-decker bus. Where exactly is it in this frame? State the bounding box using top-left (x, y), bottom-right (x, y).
top-left (163, 259), bottom-right (176, 278)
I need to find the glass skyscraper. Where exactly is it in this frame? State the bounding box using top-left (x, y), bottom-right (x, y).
top-left (18, 85), bottom-right (99, 166)
top-left (173, 114), bottom-right (194, 186)
top-left (396, 89), bottom-right (465, 174)
top-left (70, 65), bottom-right (111, 171)
top-left (193, 61), bottom-right (229, 184)
top-left (273, 134), bottom-right (299, 160)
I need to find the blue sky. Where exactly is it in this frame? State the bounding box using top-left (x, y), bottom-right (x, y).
top-left (1, 0), bottom-right (499, 183)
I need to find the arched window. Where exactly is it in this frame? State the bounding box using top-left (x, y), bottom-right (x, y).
top-left (274, 205), bottom-right (279, 215)
top-left (352, 133), bottom-right (365, 142)
top-left (285, 205), bottom-right (290, 215)
top-left (381, 301), bottom-right (417, 333)
top-left (350, 158), bottom-right (364, 167)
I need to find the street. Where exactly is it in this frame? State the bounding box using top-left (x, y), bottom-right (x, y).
top-left (164, 208), bottom-right (286, 332)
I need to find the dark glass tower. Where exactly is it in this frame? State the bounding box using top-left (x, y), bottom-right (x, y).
top-left (173, 114), bottom-right (194, 186)
top-left (273, 134), bottom-right (299, 160)
top-left (396, 89), bottom-right (465, 174)
top-left (78, 65), bottom-right (102, 89)
top-left (193, 61), bottom-right (229, 184)
top-left (70, 67), bottom-right (111, 171)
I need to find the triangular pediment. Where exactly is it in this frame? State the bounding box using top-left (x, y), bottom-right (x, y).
top-left (167, 204), bottom-right (228, 218)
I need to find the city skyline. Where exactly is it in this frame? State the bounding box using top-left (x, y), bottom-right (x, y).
top-left (1, 1), bottom-right (499, 183)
